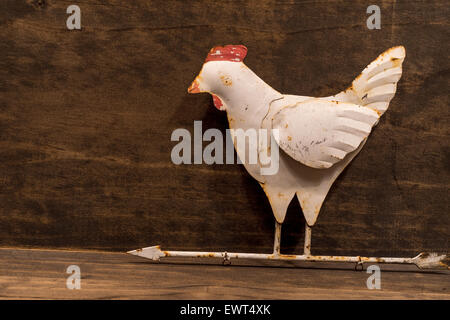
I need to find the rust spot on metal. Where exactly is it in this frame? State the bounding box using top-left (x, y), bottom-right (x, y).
top-left (391, 57), bottom-right (402, 68)
top-left (353, 73), bottom-right (363, 83)
top-left (287, 136), bottom-right (292, 141)
top-left (279, 254), bottom-right (297, 259)
top-left (368, 107), bottom-right (382, 117)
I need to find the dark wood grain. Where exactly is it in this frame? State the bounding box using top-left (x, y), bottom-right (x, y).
top-left (0, 248), bottom-right (449, 299)
top-left (0, 1), bottom-right (448, 256)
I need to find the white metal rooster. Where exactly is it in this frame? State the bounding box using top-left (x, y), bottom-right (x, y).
top-left (129, 45), bottom-right (448, 270)
top-left (187, 44), bottom-right (405, 256)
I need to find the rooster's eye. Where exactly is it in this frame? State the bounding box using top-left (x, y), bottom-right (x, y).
top-left (220, 75), bottom-right (232, 87)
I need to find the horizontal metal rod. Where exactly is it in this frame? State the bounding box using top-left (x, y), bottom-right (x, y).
top-left (161, 251), bottom-right (412, 264)
top-left (128, 246), bottom-right (413, 264)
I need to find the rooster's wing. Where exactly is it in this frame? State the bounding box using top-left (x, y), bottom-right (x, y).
top-left (271, 99), bottom-right (379, 169)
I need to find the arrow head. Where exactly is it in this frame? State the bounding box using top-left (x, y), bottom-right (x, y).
top-left (412, 252), bottom-right (449, 270)
top-left (127, 245), bottom-right (165, 261)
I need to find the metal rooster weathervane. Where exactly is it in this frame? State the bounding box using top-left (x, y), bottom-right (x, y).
top-left (129, 45), bottom-right (448, 270)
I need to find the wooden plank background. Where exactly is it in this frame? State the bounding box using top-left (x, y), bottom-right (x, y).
top-left (0, 0), bottom-right (448, 257)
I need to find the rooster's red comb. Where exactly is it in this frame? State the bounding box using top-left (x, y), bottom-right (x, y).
top-left (205, 45), bottom-right (248, 63)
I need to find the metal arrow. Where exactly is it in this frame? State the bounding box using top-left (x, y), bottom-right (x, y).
top-left (127, 246), bottom-right (449, 270)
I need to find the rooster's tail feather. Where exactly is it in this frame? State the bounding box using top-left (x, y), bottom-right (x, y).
top-left (333, 46), bottom-right (406, 117)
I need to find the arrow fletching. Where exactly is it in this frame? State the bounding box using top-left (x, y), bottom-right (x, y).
top-left (412, 252), bottom-right (449, 270)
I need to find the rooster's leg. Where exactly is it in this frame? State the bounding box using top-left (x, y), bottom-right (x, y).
top-left (304, 224), bottom-right (312, 256)
top-left (273, 221), bottom-right (282, 256)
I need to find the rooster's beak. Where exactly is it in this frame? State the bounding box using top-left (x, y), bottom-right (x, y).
top-left (188, 79), bottom-right (201, 94)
